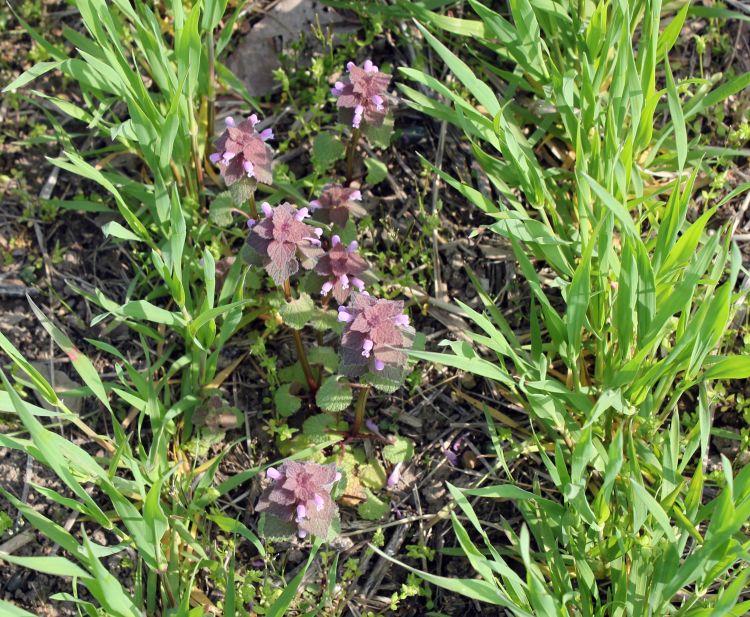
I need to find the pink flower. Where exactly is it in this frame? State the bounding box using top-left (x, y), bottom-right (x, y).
top-left (210, 115), bottom-right (274, 186)
top-left (256, 461), bottom-right (341, 539)
top-left (338, 293), bottom-right (414, 377)
top-left (246, 202), bottom-right (324, 285)
top-left (331, 60), bottom-right (391, 129)
top-left (309, 184), bottom-right (364, 227)
top-left (315, 235), bottom-right (368, 303)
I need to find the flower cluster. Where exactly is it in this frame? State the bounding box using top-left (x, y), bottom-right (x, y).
top-left (246, 202), bottom-right (323, 285)
top-left (231, 57), bottom-right (415, 542)
top-left (210, 115), bottom-right (274, 186)
top-left (331, 60), bottom-right (391, 129)
top-left (315, 235), bottom-right (367, 303)
top-left (310, 184), bottom-right (364, 226)
top-left (255, 461), bottom-right (341, 539)
top-left (338, 293), bottom-right (413, 376)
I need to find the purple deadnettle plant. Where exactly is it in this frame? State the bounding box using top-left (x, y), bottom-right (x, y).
top-left (331, 60), bottom-right (391, 129)
top-left (246, 202), bottom-right (324, 285)
top-left (210, 115), bottom-right (274, 186)
top-left (256, 461), bottom-right (341, 539)
top-left (338, 292), bottom-right (414, 378)
top-left (310, 184), bottom-right (365, 227)
top-left (315, 235), bottom-right (368, 303)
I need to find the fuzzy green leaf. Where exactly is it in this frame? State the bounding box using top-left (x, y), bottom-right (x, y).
top-left (209, 191), bottom-right (235, 227)
top-left (279, 293), bottom-right (315, 330)
top-left (312, 132), bottom-right (345, 173)
top-left (274, 384), bottom-right (302, 417)
top-left (315, 376), bottom-right (352, 412)
top-left (357, 489), bottom-right (389, 520)
top-left (383, 436), bottom-right (415, 464)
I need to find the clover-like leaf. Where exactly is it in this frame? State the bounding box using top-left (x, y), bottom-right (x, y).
top-left (363, 113), bottom-right (394, 149)
top-left (279, 292), bottom-right (315, 330)
top-left (359, 459), bottom-right (387, 490)
top-left (308, 346), bottom-right (339, 372)
top-left (364, 369), bottom-right (405, 393)
top-left (274, 383), bottom-right (302, 417)
top-left (208, 191), bottom-right (235, 227)
top-left (316, 376), bottom-right (353, 412)
top-left (383, 436), bottom-right (415, 464)
top-left (364, 158), bottom-right (388, 185)
top-left (357, 489), bottom-right (389, 521)
top-left (312, 132), bottom-right (346, 173)
top-left (302, 413), bottom-right (337, 442)
top-left (310, 308), bottom-right (344, 333)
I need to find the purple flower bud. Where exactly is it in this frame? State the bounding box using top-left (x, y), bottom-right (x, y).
top-left (331, 235), bottom-right (341, 246)
top-left (225, 116), bottom-right (236, 127)
top-left (362, 339), bottom-right (374, 358)
top-left (298, 529), bottom-right (307, 538)
top-left (267, 467), bottom-right (281, 480)
top-left (350, 190), bottom-right (362, 201)
top-left (444, 449), bottom-right (458, 466)
top-left (365, 419), bottom-right (382, 436)
top-left (347, 240), bottom-right (358, 252)
top-left (353, 104), bottom-right (364, 128)
top-left (393, 314), bottom-right (409, 327)
top-left (222, 150), bottom-right (237, 163)
top-left (209, 152), bottom-right (222, 164)
top-left (249, 114), bottom-right (259, 126)
top-left (243, 160), bottom-right (254, 177)
top-left (338, 309), bottom-right (353, 323)
top-left (261, 202), bottom-right (273, 218)
top-left (346, 61), bottom-right (355, 72)
top-left (313, 494), bottom-right (325, 511)
top-left (321, 281), bottom-right (333, 295)
top-left (334, 472), bottom-right (342, 482)
top-left (351, 277), bottom-right (365, 290)
top-left (309, 199), bottom-right (321, 210)
top-left (247, 218), bottom-right (257, 228)
top-left (296, 504), bottom-right (306, 523)
top-left (295, 207), bottom-right (310, 221)
top-left (259, 128), bottom-right (274, 141)
top-left (387, 462), bottom-right (403, 488)
top-left (374, 359), bottom-right (385, 371)
top-left (339, 274), bottom-right (350, 289)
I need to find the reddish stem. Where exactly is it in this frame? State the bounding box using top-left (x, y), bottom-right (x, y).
top-left (283, 279), bottom-right (318, 394)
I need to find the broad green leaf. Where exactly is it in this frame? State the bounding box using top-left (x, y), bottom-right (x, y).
top-left (275, 383), bottom-right (302, 417)
top-left (279, 293), bottom-right (315, 330)
top-left (315, 376), bottom-right (352, 413)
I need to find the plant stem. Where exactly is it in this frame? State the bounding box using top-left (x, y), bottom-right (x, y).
top-left (283, 279), bottom-right (317, 393)
top-left (248, 191), bottom-right (258, 218)
top-left (352, 385), bottom-right (370, 435)
top-left (345, 128), bottom-right (361, 183)
top-left (206, 33), bottom-right (216, 152)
